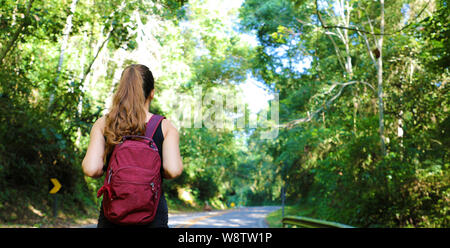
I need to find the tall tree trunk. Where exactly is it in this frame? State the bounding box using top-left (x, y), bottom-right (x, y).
top-left (342, 0), bottom-right (353, 77)
top-left (48, 0), bottom-right (78, 111)
top-left (377, 0), bottom-right (386, 156)
top-left (56, 0), bottom-right (78, 82)
top-left (74, 30), bottom-right (112, 146)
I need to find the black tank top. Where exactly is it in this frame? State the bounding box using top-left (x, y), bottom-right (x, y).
top-left (98, 119), bottom-right (168, 228)
top-left (153, 121), bottom-right (165, 175)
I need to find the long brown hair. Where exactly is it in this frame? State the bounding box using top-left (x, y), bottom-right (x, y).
top-left (103, 64), bottom-right (155, 161)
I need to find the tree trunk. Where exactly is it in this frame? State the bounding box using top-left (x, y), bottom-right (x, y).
top-left (48, 0), bottom-right (78, 111)
top-left (377, 0), bottom-right (386, 156)
top-left (56, 0), bottom-right (78, 82)
top-left (342, 0), bottom-right (353, 77)
top-left (75, 30), bottom-right (112, 146)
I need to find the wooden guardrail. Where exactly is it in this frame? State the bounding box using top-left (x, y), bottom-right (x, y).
top-left (282, 215), bottom-right (354, 228)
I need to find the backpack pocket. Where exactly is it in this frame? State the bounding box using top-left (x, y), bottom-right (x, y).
top-left (102, 166), bottom-right (161, 225)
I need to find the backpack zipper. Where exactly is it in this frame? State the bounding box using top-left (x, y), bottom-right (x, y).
top-left (108, 169), bottom-right (113, 184)
top-left (150, 182), bottom-right (158, 200)
top-left (150, 182), bottom-right (155, 191)
top-left (110, 166), bottom-right (159, 183)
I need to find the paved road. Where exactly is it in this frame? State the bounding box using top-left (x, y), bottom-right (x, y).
top-left (80, 206), bottom-right (279, 228)
top-left (169, 206), bottom-right (280, 228)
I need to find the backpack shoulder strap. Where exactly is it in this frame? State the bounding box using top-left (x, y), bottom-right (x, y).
top-left (145, 114), bottom-right (165, 139)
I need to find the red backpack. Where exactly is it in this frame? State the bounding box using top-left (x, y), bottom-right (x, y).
top-left (97, 114), bottom-right (165, 225)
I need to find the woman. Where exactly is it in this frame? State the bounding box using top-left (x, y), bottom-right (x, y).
top-left (82, 64), bottom-right (183, 228)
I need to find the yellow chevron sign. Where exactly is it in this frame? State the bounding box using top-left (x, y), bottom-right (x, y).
top-left (49, 178), bottom-right (61, 194)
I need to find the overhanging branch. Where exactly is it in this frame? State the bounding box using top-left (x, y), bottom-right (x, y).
top-left (280, 81), bottom-right (374, 129)
top-left (314, 0), bottom-right (432, 36)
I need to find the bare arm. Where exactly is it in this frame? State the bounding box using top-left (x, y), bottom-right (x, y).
top-left (82, 116), bottom-right (106, 178)
top-left (161, 119), bottom-right (183, 179)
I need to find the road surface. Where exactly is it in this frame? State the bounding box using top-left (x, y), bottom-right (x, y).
top-left (80, 206), bottom-right (279, 228)
top-left (169, 206), bottom-right (279, 228)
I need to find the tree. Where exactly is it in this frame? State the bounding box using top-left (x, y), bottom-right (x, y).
top-left (239, 0), bottom-right (448, 227)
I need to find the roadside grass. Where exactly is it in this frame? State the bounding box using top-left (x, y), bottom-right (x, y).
top-left (0, 197), bottom-right (215, 227)
top-left (0, 186), bottom-right (226, 228)
top-left (0, 196), bottom-right (99, 228)
top-left (266, 204), bottom-right (317, 228)
top-left (167, 200), bottom-right (204, 214)
top-left (167, 197), bottom-right (223, 214)
top-left (0, 200), bottom-right (208, 227)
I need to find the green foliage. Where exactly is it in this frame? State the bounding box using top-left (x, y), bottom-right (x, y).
top-left (413, 0), bottom-right (450, 72)
top-left (0, 0), bottom-right (188, 224)
top-left (0, 0), bottom-right (447, 228)
top-left (0, 94), bottom-right (92, 213)
top-left (240, 0), bottom-right (449, 227)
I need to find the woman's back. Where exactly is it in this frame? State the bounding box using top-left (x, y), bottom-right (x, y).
top-left (81, 64), bottom-right (183, 227)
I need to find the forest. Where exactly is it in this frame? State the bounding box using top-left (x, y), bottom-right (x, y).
top-left (0, 0), bottom-right (448, 227)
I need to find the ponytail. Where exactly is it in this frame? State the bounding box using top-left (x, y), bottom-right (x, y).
top-left (103, 64), bottom-right (154, 162)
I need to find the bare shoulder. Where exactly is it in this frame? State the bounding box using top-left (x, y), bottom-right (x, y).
top-left (92, 115), bottom-right (107, 133)
top-left (161, 118), bottom-right (179, 137)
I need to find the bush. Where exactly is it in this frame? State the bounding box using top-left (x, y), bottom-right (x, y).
top-left (0, 95), bottom-right (96, 220)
